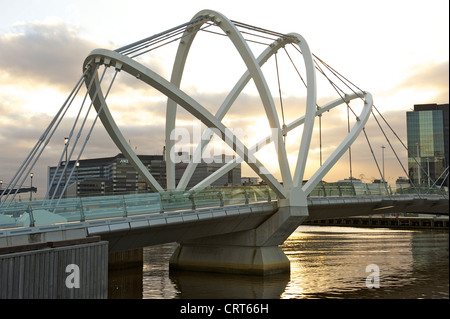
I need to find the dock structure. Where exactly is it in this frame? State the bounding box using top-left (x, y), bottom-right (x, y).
top-left (0, 236), bottom-right (108, 298)
top-left (305, 216), bottom-right (449, 229)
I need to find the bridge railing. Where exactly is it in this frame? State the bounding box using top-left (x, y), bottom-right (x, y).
top-left (0, 186), bottom-right (276, 229)
top-left (159, 186), bottom-right (273, 211)
top-left (0, 192), bottom-right (163, 228)
top-left (309, 182), bottom-right (448, 197)
top-left (0, 183), bottom-right (447, 229)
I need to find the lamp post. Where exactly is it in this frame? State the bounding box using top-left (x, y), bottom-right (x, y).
top-left (416, 142), bottom-right (421, 186)
top-left (64, 137), bottom-right (69, 197)
top-left (381, 145), bottom-right (385, 184)
top-left (30, 173), bottom-right (34, 202)
top-left (76, 162), bottom-right (79, 197)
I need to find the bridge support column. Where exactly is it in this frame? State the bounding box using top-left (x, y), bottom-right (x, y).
top-left (170, 244), bottom-right (289, 275)
top-left (170, 199), bottom-right (308, 275)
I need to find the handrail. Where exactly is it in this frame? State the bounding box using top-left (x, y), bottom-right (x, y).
top-left (0, 184), bottom-right (447, 229)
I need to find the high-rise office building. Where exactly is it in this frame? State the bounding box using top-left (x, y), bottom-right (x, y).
top-left (406, 103), bottom-right (449, 187)
top-left (48, 153), bottom-right (241, 196)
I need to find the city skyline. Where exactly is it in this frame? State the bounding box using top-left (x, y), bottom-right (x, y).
top-left (0, 0), bottom-right (449, 196)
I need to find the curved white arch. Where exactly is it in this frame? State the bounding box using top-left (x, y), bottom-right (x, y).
top-left (189, 92), bottom-right (372, 195)
top-left (165, 10), bottom-right (317, 192)
top-left (303, 92), bottom-right (373, 194)
top-left (81, 10), bottom-right (373, 205)
top-left (83, 49), bottom-right (288, 198)
top-left (82, 63), bottom-right (164, 193)
top-left (177, 31), bottom-right (316, 191)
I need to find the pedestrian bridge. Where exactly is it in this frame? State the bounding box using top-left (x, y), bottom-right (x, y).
top-left (1, 9), bottom-right (449, 276)
top-left (1, 184), bottom-right (447, 231)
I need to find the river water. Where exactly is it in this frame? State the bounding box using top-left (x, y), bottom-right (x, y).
top-left (108, 225), bottom-right (449, 299)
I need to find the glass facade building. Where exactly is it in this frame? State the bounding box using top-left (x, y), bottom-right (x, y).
top-left (406, 103), bottom-right (449, 187)
top-left (48, 153), bottom-right (241, 196)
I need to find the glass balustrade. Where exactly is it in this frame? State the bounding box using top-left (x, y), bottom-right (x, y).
top-left (0, 183), bottom-right (447, 229)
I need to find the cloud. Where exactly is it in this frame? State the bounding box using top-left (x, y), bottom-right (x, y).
top-left (2, 17), bottom-right (432, 194)
top-left (395, 60), bottom-right (449, 103)
top-left (399, 61), bottom-right (449, 89)
top-left (0, 19), bottom-right (103, 91)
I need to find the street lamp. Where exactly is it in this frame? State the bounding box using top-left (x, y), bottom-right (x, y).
top-left (76, 162), bottom-right (80, 196)
top-left (381, 145), bottom-right (385, 184)
top-left (30, 173), bottom-right (34, 202)
top-left (416, 142), bottom-right (421, 186)
top-left (64, 137), bottom-right (69, 197)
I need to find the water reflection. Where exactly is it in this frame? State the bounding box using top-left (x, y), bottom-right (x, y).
top-left (170, 271), bottom-right (290, 299)
top-left (109, 268), bottom-right (143, 299)
top-left (108, 226), bottom-right (449, 299)
top-left (281, 226), bottom-right (414, 298)
top-left (142, 243), bottom-right (179, 299)
top-left (281, 226), bottom-right (448, 299)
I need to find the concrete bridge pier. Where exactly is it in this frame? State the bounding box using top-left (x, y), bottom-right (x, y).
top-left (169, 195), bottom-right (309, 275)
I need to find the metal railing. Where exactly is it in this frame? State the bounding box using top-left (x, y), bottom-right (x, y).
top-left (0, 183), bottom-right (447, 229)
top-left (0, 186), bottom-right (276, 229)
top-left (309, 182), bottom-right (448, 197)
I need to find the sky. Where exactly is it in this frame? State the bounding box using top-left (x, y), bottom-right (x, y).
top-left (0, 0), bottom-right (448, 197)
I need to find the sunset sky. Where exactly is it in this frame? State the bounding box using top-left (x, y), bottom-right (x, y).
top-left (0, 0), bottom-right (448, 197)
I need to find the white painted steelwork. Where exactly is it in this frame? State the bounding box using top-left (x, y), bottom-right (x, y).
top-left (82, 9), bottom-right (373, 205)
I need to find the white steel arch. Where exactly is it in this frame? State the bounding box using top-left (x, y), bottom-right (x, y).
top-left (84, 49), bottom-right (287, 198)
top-left (82, 9), bottom-right (373, 203)
top-left (176, 31), bottom-right (314, 192)
top-left (190, 92), bottom-right (373, 195)
top-left (166, 10), bottom-right (316, 195)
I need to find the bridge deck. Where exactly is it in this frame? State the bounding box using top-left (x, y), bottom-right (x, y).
top-left (1, 185), bottom-right (448, 230)
top-left (1, 185), bottom-right (447, 251)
